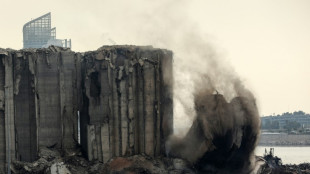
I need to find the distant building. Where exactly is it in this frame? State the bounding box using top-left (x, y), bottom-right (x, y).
top-left (261, 112), bottom-right (310, 129)
top-left (23, 12), bottom-right (71, 49)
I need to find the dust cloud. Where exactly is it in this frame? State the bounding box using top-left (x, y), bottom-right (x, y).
top-left (92, 0), bottom-right (261, 172)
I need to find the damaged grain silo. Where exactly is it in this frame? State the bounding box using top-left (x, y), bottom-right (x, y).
top-left (80, 46), bottom-right (173, 162)
top-left (0, 47), bottom-right (81, 168)
top-left (0, 45), bottom-right (173, 173)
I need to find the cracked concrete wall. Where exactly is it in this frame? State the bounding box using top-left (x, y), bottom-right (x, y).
top-left (14, 54), bottom-right (37, 162)
top-left (0, 50), bottom-right (18, 174)
top-left (0, 47), bottom-right (81, 173)
top-left (0, 45), bottom-right (173, 171)
top-left (36, 51), bottom-right (62, 148)
top-left (4, 52), bottom-right (16, 173)
top-left (35, 50), bottom-right (80, 149)
top-left (81, 46), bottom-right (173, 162)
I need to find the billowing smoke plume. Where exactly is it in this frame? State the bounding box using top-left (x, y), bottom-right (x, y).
top-left (123, 2), bottom-right (262, 173)
top-left (163, 27), bottom-right (261, 173)
top-left (164, 29), bottom-right (261, 173)
top-left (167, 84), bottom-right (260, 173)
top-left (73, 0), bottom-right (261, 172)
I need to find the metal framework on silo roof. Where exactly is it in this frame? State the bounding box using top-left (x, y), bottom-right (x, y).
top-left (23, 12), bottom-right (52, 49)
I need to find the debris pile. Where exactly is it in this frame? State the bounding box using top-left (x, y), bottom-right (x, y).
top-left (105, 155), bottom-right (194, 174)
top-left (259, 163), bottom-right (310, 174)
top-left (10, 147), bottom-right (195, 174)
top-left (11, 147), bottom-right (103, 174)
top-left (257, 148), bottom-right (310, 174)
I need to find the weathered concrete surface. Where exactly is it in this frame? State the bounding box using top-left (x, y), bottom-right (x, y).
top-left (35, 50), bottom-right (80, 149)
top-left (0, 49), bottom-right (18, 174)
top-left (0, 47), bottom-right (82, 173)
top-left (0, 54), bottom-right (5, 173)
top-left (5, 52), bottom-right (17, 169)
top-left (14, 54), bottom-right (37, 162)
top-left (0, 45), bottom-right (173, 172)
top-left (80, 46), bottom-right (173, 162)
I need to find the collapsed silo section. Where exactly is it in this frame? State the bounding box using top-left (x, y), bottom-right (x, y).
top-left (80, 46), bottom-right (173, 162)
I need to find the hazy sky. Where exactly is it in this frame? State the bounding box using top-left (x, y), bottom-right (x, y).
top-left (0, 0), bottom-right (309, 116)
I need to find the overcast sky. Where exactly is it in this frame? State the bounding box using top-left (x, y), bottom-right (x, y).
top-left (0, 0), bottom-right (309, 117)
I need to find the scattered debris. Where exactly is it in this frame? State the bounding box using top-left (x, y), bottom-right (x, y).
top-left (257, 148), bottom-right (310, 174)
top-left (263, 148), bottom-right (282, 168)
top-left (10, 147), bottom-right (195, 174)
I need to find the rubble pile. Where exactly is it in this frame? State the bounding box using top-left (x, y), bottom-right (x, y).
top-left (258, 163), bottom-right (310, 174)
top-left (11, 147), bottom-right (103, 174)
top-left (10, 147), bottom-right (195, 174)
top-left (9, 146), bottom-right (310, 174)
top-left (257, 148), bottom-right (310, 174)
top-left (106, 155), bottom-right (194, 174)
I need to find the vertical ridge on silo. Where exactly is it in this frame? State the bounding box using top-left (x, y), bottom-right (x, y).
top-left (154, 53), bottom-right (161, 156)
top-left (107, 60), bottom-right (114, 158)
top-left (37, 51), bottom-right (62, 148)
top-left (100, 57), bottom-right (111, 162)
top-left (137, 62), bottom-right (145, 154)
top-left (14, 52), bottom-right (37, 162)
top-left (0, 52), bottom-right (6, 173)
top-left (128, 57), bottom-right (136, 155)
top-left (4, 53), bottom-right (16, 162)
top-left (144, 58), bottom-right (155, 156)
top-left (112, 65), bottom-right (120, 157)
top-left (120, 59), bottom-right (129, 156)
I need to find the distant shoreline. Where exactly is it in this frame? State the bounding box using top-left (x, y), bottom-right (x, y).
top-left (258, 134), bottom-right (310, 146)
top-left (258, 144), bottom-right (310, 147)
